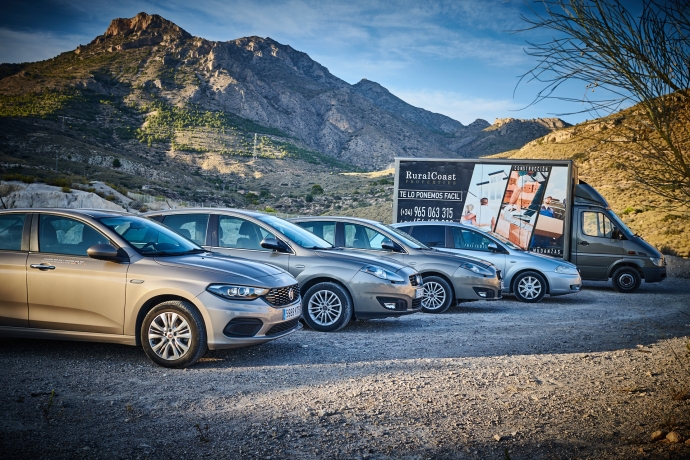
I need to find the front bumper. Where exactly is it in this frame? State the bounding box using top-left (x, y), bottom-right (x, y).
top-left (196, 291), bottom-right (302, 350)
top-left (349, 270), bottom-right (422, 319)
top-left (452, 267), bottom-right (502, 301)
top-left (642, 266), bottom-right (667, 283)
top-left (546, 272), bottom-right (582, 296)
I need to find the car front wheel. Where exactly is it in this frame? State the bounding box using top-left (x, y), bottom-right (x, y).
top-left (611, 267), bottom-right (641, 293)
top-left (421, 276), bottom-right (453, 313)
top-left (513, 271), bottom-right (547, 303)
top-left (141, 300), bottom-right (207, 368)
top-left (302, 282), bottom-right (353, 332)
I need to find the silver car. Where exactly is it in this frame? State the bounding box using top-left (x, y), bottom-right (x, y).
top-left (145, 209), bottom-right (423, 332)
top-left (392, 221), bottom-right (582, 302)
top-left (0, 209), bottom-right (302, 368)
top-left (291, 216), bottom-right (503, 314)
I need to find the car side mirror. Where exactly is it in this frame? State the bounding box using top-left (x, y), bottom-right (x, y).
top-left (260, 237), bottom-right (290, 253)
top-left (87, 244), bottom-right (128, 262)
top-left (487, 243), bottom-right (500, 252)
top-left (381, 239), bottom-right (403, 252)
top-left (611, 228), bottom-right (625, 240)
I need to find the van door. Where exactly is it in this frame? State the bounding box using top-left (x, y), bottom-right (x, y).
top-left (575, 209), bottom-right (625, 280)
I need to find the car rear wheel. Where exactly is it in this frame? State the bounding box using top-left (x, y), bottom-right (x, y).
top-left (302, 282), bottom-right (353, 332)
top-left (141, 300), bottom-right (207, 368)
top-left (421, 276), bottom-right (453, 313)
top-left (513, 271), bottom-right (547, 303)
top-left (611, 267), bottom-right (641, 293)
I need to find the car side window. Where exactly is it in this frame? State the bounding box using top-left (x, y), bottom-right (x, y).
top-left (161, 214), bottom-right (209, 246)
top-left (39, 215), bottom-right (109, 256)
top-left (582, 211), bottom-right (614, 238)
top-left (452, 228), bottom-right (493, 252)
top-left (0, 214), bottom-right (26, 251)
top-left (218, 216), bottom-right (272, 251)
top-left (410, 225), bottom-right (445, 248)
top-left (297, 221), bottom-right (336, 245)
top-left (343, 223), bottom-right (389, 251)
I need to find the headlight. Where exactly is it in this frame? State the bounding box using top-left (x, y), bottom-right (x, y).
top-left (460, 262), bottom-right (495, 277)
top-left (555, 265), bottom-right (579, 275)
top-left (361, 265), bottom-right (405, 283)
top-left (650, 257), bottom-right (665, 267)
top-left (207, 284), bottom-right (269, 300)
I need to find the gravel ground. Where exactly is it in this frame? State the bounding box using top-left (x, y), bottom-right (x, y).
top-left (1, 279), bottom-right (689, 459)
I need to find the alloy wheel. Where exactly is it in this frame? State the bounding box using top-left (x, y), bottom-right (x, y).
top-left (517, 276), bottom-right (542, 300)
top-left (148, 312), bottom-right (193, 360)
top-left (307, 290), bottom-right (343, 326)
top-left (423, 281), bottom-right (447, 310)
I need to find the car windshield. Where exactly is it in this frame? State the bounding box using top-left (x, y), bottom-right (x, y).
top-left (255, 214), bottom-right (333, 249)
top-left (485, 230), bottom-right (522, 250)
top-left (98, 216), bottom-right (204, 256)
top-left (377, 222), bottom-right (428, 249)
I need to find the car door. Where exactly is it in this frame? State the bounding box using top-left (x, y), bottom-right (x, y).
top-left (575, 210), bottom-right (625, 280)
top-left (26, 214), bottom-right (128, 334)
top-left (0, 213), bottom-right (30, 327)
top-left (340, 222), bottom-right (406, 264)
top-left (447, 226), bottom-right (506, 274)
top-left (211, 214), bottom-right (293, 273)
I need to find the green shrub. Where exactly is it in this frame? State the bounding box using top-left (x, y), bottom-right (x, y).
top-left (112, 158), bottom-right (122, 168)
top-left (61, 186), bottom-right (71, 193)
top-left (310, 184), bottom-right (324, 195)
top-left (305, 194), bottom-right (314, 203)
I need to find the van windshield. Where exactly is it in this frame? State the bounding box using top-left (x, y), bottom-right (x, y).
top-left (606, 211), bottom-right (634, 237)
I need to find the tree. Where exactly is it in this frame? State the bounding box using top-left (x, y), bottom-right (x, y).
top-left (112, 158), bottom-right (122, 168)
top-left (518, 0), bottom-right (690, 205)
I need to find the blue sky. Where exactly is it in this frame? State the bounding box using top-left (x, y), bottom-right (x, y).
top-left (0, 0), bottom-right (605, 125)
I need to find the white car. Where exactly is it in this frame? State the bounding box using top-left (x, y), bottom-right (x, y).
top-left (392, 221), bottom-right (581, 303)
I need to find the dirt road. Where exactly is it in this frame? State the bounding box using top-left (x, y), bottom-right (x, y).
top-left (1, 279), bottom-right (689, 459)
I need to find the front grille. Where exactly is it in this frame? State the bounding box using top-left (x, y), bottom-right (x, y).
top-left (266, 318), bottom-right (300, 336)
top-left (412, 297), bottom-right (423, 309)
top-left (265, 284), bottom-right (300, 306)
top-left (409, 274), bottom-right (421, 286)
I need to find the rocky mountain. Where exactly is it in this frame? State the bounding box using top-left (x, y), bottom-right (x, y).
top-left (0, 12), bottom-right (569, 212)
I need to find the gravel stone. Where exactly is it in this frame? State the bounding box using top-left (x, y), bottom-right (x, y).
top-left (651, 430), bottom-right (667, 442)
top-left (666, 431), bottom-right (683, 443)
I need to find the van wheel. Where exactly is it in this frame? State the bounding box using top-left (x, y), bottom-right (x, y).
top-left (141, 300), bottom-right (207, 368)
top-left (513, 271), bottom-right (547, 303)
top-left (302, 282), bottom-right (353, 332)
top-left (421, 276), bottom-right (453, 313)
top-left (611, 267), bottom-right (641, 293)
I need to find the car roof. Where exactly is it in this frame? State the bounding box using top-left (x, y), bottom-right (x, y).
top-left (391, 221), bottom-right (468, 228)
top-left (290, 215), bottom-right (383, 226)
top-left (0, 208), bottom-right (132, 218)
top-left (144, 207), bottom-right (267, 217)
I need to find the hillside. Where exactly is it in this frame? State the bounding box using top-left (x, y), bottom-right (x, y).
top-left (0, 12), bottom-right (568, 213)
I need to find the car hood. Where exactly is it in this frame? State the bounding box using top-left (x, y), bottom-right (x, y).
top-left (153, 252), bottom-right (294, 286)
top-left (313, 249), bottom-right (411, 273)
top-left (412, 248), bottom-right (496, 270)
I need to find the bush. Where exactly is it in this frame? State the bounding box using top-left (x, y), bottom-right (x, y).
top-left (112, 158), bottom-right (122, 168)
top-left (310, 184), bottom-right (324, 195)
top-left (3, 173), bottom-right (34, 183)
top-left (61, 186), bottom-right (71, 193)
top-left (305, 194), bottom-right (313, 203)
top-left (47, 178), bottom-right (70, 188)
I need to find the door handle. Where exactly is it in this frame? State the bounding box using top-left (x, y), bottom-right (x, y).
top-left (30, 264), bottom-right (56, 270)
top-left (579, 241), bottom-right (589, 246)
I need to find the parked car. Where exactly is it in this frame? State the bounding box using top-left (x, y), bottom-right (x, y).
top-left (391, 221), bottom-right (582, 303)
top-left (290, 216), bottom-right (502, 314)
top-left (0, 209), bottom-right (302, 368)
top-left (145, 209), bottom-right (423, 332)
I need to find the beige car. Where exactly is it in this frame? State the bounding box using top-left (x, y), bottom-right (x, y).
top-left (0, 209), bottom-right (302, 368)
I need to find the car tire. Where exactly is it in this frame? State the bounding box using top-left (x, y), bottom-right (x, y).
top-left (513, 271), bottom-right (547, 303)
top-left (302, 282), bottom-right (353, 332)
top-left (141, 300), bottom-right (207, 368)
top-left (611, 267), bottom-right (641, 293)
top-left (421, 276), bottom-right (453, 313)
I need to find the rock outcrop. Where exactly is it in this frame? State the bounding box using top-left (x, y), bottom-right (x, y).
top-left (1, 183), bottom-right (125, 211)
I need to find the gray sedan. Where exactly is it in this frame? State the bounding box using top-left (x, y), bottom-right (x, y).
top-left (392, 221), bottom-right (582, 302)
top-left (146, 209), bottom-right (423, 332)
top-left (291, 216), bottom-right (502, 313)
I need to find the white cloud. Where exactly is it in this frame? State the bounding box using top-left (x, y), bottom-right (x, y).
top-left (390, 88), bottom-right (523, 124)
top-left (0, 28), bottom-right (90, 64)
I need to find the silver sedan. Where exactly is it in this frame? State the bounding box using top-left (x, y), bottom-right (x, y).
top-left (392, 221), bottom-right (582, 303)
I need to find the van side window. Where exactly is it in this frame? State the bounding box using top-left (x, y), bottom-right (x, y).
top-left (410, 225), bottom-right (445, 247)
top-left (582, 211), bottom-right (615, 238)
top-left (452, 228), bottom-right (493, 251)
top-left (218, 216), bottom-right (272, 250)
top-left (161, 214), bottom-right (209, 246)
top-left (296, 221), bottom-right (336, 245)
top-left (39, 215), bottom-right (109, 256)
top-left (0, 214), bottom-right (26, 251)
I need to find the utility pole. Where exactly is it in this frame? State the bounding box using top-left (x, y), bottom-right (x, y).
top-left (253, 133), bottom-right (257, 159)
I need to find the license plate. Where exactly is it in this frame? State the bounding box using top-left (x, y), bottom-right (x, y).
top-left (283, 304), bottom-right (301, 321)
top-left (415, 287), bottom-right (424, 299)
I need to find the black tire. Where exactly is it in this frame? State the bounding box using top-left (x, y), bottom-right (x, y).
top-left (141, 300), bottom-right (207, 368)
top-left (611, 267), bottom-right (642, 293)
top-left (512, 271), bottom-right (547, 303)
top-left (302, 282), bottom-right (353, 332)
top-left (421, 276), bottom-right (453, 313)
